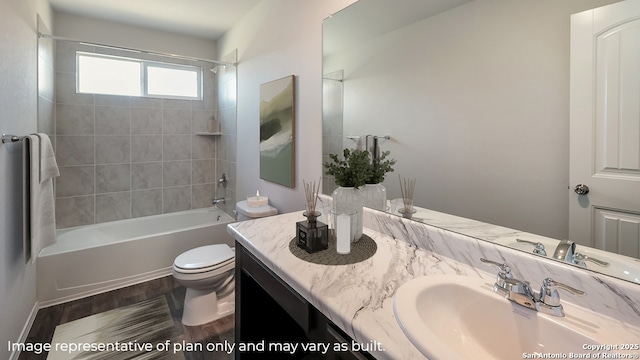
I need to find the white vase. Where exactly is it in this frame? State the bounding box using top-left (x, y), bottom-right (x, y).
top-left (331, 186), bottom-right (363, 242)
top-left (361, 183), bottom-right (387, 211)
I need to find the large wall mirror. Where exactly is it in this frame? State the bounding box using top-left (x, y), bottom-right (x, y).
top-left (322, 0), bottom-right (640, 284)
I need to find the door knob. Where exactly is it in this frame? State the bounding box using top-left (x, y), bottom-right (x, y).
top-left (574, 184), bottom-right (589, 195)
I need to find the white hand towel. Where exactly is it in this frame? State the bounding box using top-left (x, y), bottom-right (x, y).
top-left (34, 133), bottom-right (59, 183)
top-left (26, 135), bottom-right (58, 257)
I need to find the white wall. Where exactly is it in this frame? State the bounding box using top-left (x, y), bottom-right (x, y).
top-left (0, 0), bottom-right (52, 356)
top-left (217, 0), bottom-right (356, 213)
top-left (324, 0), bottom-right (619, 239)
top-left (54, 12), bottom-right (217, 60)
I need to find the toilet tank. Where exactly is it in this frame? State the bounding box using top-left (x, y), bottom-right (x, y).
top-left (236, 200), bottom-right (278, 221)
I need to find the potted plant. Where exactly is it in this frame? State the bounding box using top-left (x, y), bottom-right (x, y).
top-left (362, 150), bottom-right (396, 211)
top-left (324, 149), bottom-right (370, 242)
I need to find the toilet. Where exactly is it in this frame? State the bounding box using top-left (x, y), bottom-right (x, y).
top-left (172, 201), bottom-right (278, 326)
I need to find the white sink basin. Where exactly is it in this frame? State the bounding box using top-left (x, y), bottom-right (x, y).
top-left (393, 276), bottom-right (631, 360)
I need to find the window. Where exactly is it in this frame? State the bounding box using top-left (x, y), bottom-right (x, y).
top-left (76, 52), bottom-right (202, 100)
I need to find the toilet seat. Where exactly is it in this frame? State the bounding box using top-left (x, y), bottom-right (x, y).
top-left (173, 244), bottom-right (234, 274)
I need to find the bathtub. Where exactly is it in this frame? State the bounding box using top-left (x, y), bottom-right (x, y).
top-left (37, 207), bottom-right (236, 306)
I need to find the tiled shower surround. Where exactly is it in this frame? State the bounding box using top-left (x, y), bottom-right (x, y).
top-left (53, 40), bottom-right (237, 228)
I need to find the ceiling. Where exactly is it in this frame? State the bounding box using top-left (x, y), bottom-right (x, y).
top-left (48, 0), bottom-right (263, 40)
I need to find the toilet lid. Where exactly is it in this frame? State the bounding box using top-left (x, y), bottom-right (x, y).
top-left (174, 244), bottom-right (234, 270)
top-left (236, 200), bottom-right (278, 218)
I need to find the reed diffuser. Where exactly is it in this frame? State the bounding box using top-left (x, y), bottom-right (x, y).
top-left (398, 175), bottom-right (416, 219)
top-left (304, 179), bottom-right (321, 223)
top-left (296, 179), bottom-right (329, 253)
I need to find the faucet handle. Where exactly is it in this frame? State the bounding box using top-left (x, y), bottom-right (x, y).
top-left (480, 258), bottom-right (513, 279)
top-left (539, 278), bottom-right (585, 307)
top-left (516, 239), bottom-right (547, 256)
top-left (573, 252), bottom-right (610, 267)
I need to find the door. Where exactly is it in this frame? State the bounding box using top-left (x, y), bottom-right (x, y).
top-left (570, 0), bottom-right (640, 258)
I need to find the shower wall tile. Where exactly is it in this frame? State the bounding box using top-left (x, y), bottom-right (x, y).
top-left (96, 164), bottom-right (130, 193)
top-left (56, 72), bottom-right (94, 105)
top-left (131, 189), bottom-right (162, 218)
top-left (131, 162), bottom-right (163, 190)
top-left (163, 135), bottom-right (191, 160)
top-left (96, 192), bottom-right (130, 223)
top-left (56, 166), bottom-right (95, 197)
top-left (131, 107), bottom-right (162, 134)
top-left (163, 186), bottom-right (191, 213)
top-left (192, 159), bottom-right (216, 184)
top-left (54, 40), bottom-right (236, 227)
top-left (55, 136), bottom-right (94, 166)
top-left (95, 106), bottom-right (130, 134)
top-left (217, 135), bottom-right (229, 163)
top-left (95, 136), bottom-right (130, 164)
top-left (163, 109), bottom-right (191, 134)
top-left (217, 135), bottom-right (237, 163)
top-left (219, 107), bottom-right (236, 135)
top-left (131, 97), bottom-right (162, 109)
top-left (192, 183), bottom-right (216, 209)
top-left (193, 84), bottom-right (216, 111)
top-left (55, 41), bottom-right (94, 74)
top-left (56, 104), bottom-right (94, 135)
top-left (56, 196), bottom-right (94, 228)
top-left (95, 94), bottom-right (131, 107)
top-left (163, 99), bottom-right (191, 110)
top-left (163, 161), bottom-right (191, 187)
top-left (217, 159), bottom-right (235, 190)
top-left (131, 136), bottom-right (162, 162)
top-left (192, 135), bottom-right (216, 159)
top-left (227, 136), bottom-right (237, 163)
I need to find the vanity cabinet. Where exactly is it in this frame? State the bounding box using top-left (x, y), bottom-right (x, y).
top-left (235, 242), bottom-right (374, 360)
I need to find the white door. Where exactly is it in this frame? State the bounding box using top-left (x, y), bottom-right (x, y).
top-left (570, 0), bottom-right (640, 258)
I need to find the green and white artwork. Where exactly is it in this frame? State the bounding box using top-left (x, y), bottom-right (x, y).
top-left (260, 75), bottom-right (295, 188)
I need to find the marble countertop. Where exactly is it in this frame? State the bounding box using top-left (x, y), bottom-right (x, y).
top-left (227, 211), bottom-right (491, 360)
top-left (382, 200), bottom-right (640, 284)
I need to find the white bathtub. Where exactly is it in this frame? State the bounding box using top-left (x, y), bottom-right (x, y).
top-left (37, 207), bottom-right (236, 306)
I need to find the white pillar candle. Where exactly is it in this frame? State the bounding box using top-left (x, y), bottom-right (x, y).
top-left (336, 213), bottom-right (351, 255)
top-left (247, 190), bottom-right (268, 207)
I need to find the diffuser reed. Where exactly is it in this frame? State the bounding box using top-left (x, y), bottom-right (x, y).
top-left (398, 175), bottom-right (416, 219)
top-left (303, 178), bottom-right (321, 223)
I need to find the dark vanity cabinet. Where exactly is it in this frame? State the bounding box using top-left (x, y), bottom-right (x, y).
top-left (235, 242), bottom-right (374, 360)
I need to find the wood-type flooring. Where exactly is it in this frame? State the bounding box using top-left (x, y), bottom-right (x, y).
top-left (17, 276), bottom-right (234, 360)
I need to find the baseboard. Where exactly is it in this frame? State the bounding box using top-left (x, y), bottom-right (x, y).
top-left (9, 301), bottom-right (39, 360)
top-left (38, 267), bottom-right (172, 309)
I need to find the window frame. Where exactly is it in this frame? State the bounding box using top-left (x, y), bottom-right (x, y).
top-left (76, 51), bottom-right (203, 101)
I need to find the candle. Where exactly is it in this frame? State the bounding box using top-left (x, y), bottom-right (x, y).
top-left (247, 190), bottom-right (268, 207)
top-left (336, 213), bottom-right (351, 255)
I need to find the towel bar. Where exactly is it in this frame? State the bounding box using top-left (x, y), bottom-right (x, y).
top-left (2, 134), bottom-right (24, 144)
top-left (346, 135), bottom-right (391, 141)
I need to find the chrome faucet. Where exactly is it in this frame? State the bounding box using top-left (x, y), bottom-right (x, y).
top-left (212, 197), bottom-right (226, 205)
top-left (552, 240), bottom-right (609, 268)
top-left (218, 173), bottom-right (227, 188)
top-left (552, 239), bottom-right (576, 262)
top-left (480, 258), bottom-right (585, 316)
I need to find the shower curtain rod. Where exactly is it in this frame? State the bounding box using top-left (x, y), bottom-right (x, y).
top-left (38, 32), bottom-right (234, 67)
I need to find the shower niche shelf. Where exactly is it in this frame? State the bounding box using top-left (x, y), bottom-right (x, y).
top-left (196, 132), bottom-right (222, 136)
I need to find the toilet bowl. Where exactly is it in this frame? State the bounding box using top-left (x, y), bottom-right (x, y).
top-left (172, 244), bottom-right (235, 326)
top-left (172, 201), bottom-right (278, 326)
